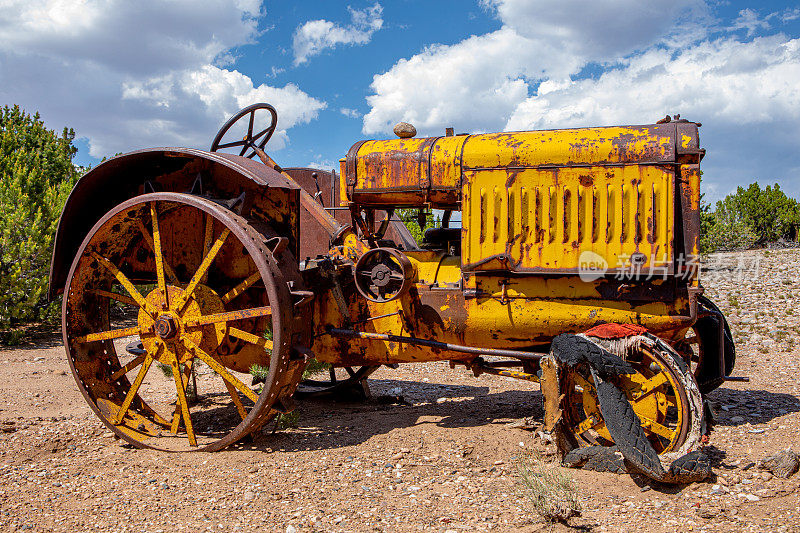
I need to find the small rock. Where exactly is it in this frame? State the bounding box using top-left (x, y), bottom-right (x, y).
top-left (758, 449), bottom-right (800, 479)
top-left (388, 387), bottom-right (403, 396)
top-left (243, 490), bottom-right (254, 501)
top-left (285, 526), bottom-right (297, 533)
top-left (730, 416), bottom-right (745, 423)
top-left (743, 494), bottom-right (760, 502)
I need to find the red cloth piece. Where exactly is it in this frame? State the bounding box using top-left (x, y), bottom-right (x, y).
top-left (584, 323), bottom-right (648, 339)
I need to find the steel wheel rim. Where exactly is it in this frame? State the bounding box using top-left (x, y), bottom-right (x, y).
top-left (62, 193), bottom-right (295, 451)
top-left (560, 343), bottom-right (691, 454)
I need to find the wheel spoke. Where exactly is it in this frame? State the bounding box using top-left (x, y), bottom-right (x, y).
top-left (170, 359), bottom-right (197, 446)
top-left (114, 351), bottom-right (155, 424)
top-left (252, 126), bottom-right (271, 141)
top-left (224, 380), bottom-right (248, 420)
top-left (184, 306), bottom-right (272, 327)
top-left (170, 359), bottom-right (194, 434)
top-left (90, 251), bottom-right (155, 315)
top-left (91, 289), bottom-right (137, 307)
top-left (216, 139), bottom-right (247, 149)
top-left (201, 214), bottom-right (214, 283)
top-left (227, 326), bottom-right (274, 351)
top-left (632, 372), bottom-right (670, 401)
top-left (641, 417), bottom-right (675, 440)
top-left (76, 325), bottom-right (143, 344)
top-left (572, 415), bottom-right (602, 435)
top-left (247, 110), bottom-right (255, 138)
top-left (221, 272), bottom-right (262, 304)
top-left (111, 353), bottom-right (146, 381)
top-left (183, 338), bottom-right (260, 404)
top-left (176, 228), bottom-right (230, 310)
top-left (135, 220), bottom-right (180, 284)
top-left (150, 203), bottom-right (168, 307)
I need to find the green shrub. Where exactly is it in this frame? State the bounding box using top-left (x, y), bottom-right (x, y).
top-left (700, 195), bottom-right (758, 252)
top-left (0, 105), bottom-right (82, 342)
top-left (729, 183), bottom-right (800, 244)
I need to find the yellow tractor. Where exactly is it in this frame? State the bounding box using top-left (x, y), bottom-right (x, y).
top-left (50, 104), bottom-right (734, 481)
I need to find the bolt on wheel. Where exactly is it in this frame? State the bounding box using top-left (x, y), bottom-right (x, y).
top-left (62, 193), bottom-right (307, 451)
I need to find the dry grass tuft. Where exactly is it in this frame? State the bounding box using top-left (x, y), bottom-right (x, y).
top-left (516, 451), bottom-right (581, 523)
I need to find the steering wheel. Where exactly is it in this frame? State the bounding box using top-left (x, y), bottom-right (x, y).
top-left (210, 103), bottom-right (278, 159)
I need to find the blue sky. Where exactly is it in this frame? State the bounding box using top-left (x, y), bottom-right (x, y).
top-left (2, 0), bottom-right (799, 202)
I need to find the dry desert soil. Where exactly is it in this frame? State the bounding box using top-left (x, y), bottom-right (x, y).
top-left (1, 249), bottom-right (799, 532)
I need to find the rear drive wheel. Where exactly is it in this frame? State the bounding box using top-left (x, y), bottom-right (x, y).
top-left (62, 193), bottom-right (310, 451)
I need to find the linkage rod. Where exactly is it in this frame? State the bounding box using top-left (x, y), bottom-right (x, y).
top-left (327, 328), bottom-right (545, 361)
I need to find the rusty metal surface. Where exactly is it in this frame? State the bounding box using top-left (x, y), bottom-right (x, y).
top-left (284, 167), bottom-right (416, 257)
top-left (461, 164), bottom-right (676, 273)
top-left (343, 122), bottom-right (701, 209)
top-left (327, 328), bottom-right (546, 360)
top-left (50, 148), bottom-right (301, 299)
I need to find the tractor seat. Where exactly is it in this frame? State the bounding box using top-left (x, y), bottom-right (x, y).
top-left (422, 227), bottom-right (461, 247)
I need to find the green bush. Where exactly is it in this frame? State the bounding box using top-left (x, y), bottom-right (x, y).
top-left (700, 195), bottom-right (758, 252)
top-left (0, 105), bottom-right (82, 343)
top-left (728, 183), bottom-right (800, 244)
top-left (397, 208), bottom-right (439, 245)
top-left (700, 183), bottom-right (800, 253)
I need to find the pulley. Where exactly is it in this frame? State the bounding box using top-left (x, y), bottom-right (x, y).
top-left (353, 247), bottom-right (414, 303)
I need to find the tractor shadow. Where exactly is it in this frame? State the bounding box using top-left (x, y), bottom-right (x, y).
top-left (248, 377), bottom-right (543, 453)
top-left (706, 386), bottom-right (800, 426)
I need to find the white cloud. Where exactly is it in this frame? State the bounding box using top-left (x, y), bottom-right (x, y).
top-left (363, 28), bottom-right (541, 135)
top-left (362, 1), bottom-right (800, 200)
top-left (118, 66), bottom-right (325, 155)
top-left (340, 107), bottom-right (362, 118)
top-left (0, 0), bottom-right (323, 158)
top-left (293, 3), bottom-right (383, 66)
top-left (505, 36), bottom-right (800, 130)
top-left (481, 0), bottom-right (705, 61)
top-left (304, 158), bottom-right (338, 170)
top-left (502, 34), bottom-right (800, 200)
top-left (364, 0), bottom-right (702, 136)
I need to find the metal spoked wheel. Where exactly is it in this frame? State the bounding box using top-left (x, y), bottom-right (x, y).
top-left (62, 193), bottom-right (308, 451)
top-left (560, 342), bottom-right (692, 454)
top-left (295, 365), bottom-right (381, 398)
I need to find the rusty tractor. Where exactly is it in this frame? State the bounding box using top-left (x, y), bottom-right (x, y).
top-left (50, 104), bottom-right (735, 480)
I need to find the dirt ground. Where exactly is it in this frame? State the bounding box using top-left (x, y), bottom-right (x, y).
top-left (1, 249), bottom-right (799, 532)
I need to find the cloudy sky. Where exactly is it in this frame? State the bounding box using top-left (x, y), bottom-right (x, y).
top-left (1, 0), bottom-right (798, 202)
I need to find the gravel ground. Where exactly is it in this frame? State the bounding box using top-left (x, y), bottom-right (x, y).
top-left (1, 248), bottom-right (799, 532)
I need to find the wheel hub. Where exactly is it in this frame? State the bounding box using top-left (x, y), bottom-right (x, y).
top-left (155, 315), bottom-right (178, 340)
top-left (138, 285), bottom-right (223, 364)
top-left (370, 264), bottom-right (392, 287)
